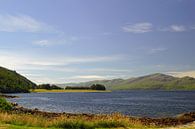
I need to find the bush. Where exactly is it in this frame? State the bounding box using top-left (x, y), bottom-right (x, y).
top-left (0, 97), bottom-right (12, 111)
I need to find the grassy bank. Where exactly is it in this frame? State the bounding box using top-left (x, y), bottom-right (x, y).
top-left (30, 89), bottom-right (111, 93)
top-left (0, 111), bottom-right (149, 129)
top-left (0, 111), bottom-right (194, 129)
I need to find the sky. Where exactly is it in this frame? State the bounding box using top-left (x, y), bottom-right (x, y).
top-left (0, 0), bottom-right (195, 84)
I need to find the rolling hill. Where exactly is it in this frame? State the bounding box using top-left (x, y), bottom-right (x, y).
top-left (0, 66), bottom-right (37, 93)
top-left (59, 73), bottom-right (195, 90)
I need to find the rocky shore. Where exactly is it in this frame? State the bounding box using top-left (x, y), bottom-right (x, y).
top-left (11, 102), bottom-right (195, 127)
top-left (0, 94), bottom-right (19, 98)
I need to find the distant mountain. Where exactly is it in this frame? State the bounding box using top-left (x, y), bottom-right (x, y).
top-left (58, 73), bottom-right (195, 90)
top-left (0, 66), bottom-right (37, 93)
top-left (60, 78), bottom-right (125, 87)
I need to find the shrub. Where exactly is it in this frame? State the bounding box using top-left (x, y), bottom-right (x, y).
top-left (0, 97), bottom-right (12, 111)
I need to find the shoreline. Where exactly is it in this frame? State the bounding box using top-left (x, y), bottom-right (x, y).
top-left (30, 89), bottom-right (112, 93)
top-left (10, 102), bottom-right (195, 127)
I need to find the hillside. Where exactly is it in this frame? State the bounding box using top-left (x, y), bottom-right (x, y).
top-left (0, 66), bottom-right (37, 93)
top-left (59, 73), bottom-right (195, 90)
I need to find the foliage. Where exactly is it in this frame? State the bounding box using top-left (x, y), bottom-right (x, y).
top-left (0, 97), bottom-right (12, 111)
top-left (0, 66), bottom-right (37, 93)
top-left (65, 84), bottom-right (106, 91)
top-left (36, 84), bottom-right (63, 90)
top-left (90, 84), bottom-right (106, 90)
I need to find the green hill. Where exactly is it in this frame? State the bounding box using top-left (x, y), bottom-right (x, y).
top-left (110, 73), bottom-right (195, 90)
top-left (60, 73), bottom-right (195, 90)
top-left (0, 66), bottom-right (37, 93)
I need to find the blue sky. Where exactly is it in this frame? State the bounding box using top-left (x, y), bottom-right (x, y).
top-left (0, 0), bottom-right (195, 84)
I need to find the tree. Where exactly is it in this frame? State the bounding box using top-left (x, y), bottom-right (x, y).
top-left (37, 84), bottom-right (62, 90)
top-left (90, 84), bottom-right (106, 90)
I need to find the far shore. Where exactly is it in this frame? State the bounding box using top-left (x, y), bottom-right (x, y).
top-left (30, 89), bottom-right (112, 93)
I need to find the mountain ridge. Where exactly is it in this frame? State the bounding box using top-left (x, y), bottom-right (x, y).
top-left (58, 73), bottom-right (195, 90)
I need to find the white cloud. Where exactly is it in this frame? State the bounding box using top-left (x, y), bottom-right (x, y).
top-left (30, 77), bottom-right (61, 84)
top-left (169, 25), bottom-right (186, 32)
top-left (28, 75), bottom-right (108, 84)
top-left (19, 68), bottom-right (129, 84)
top-left (122, 23), bottom-right (195, 33)
top-left (160, 25), bottom-right (186, 32)
top-left (0, 50), bottom-right (127, 83)
top-left (167, 71), bottom-right (195, 78)
top-left (138, 47), bottom-right (167, 54)
top-left (149, 47), bottom-right (167, 54)
top-left (0, 14), bottom-right (55, 33)
top-left (0, 51), bottom-right (123, 70)
top-left (32, 40), bottom-right (51, 46)
top-left (72, 75), bottom-right (106, 79)
top-left (122, 22), bottom-right (153, 33)
top-left (0, 50), bottom-right (126, 83)
top-left (32, 39), bottom-right (67, 47)
top-left (66, 75), bottom-right (120, 83)
top-left (32, 36), bottom-right (86, 47)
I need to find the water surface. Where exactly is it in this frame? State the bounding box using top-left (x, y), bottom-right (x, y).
top-left (8, 90), bottom-right (195, 118)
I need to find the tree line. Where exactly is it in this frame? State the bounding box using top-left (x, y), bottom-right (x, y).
top-left (65, 84), bottom-right (106, 90)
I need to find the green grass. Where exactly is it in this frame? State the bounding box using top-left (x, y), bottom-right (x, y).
top-left (0, 123), bottom-right (61, 129)
top-left (0, 112), bottom-right (133, 129)
top-left (2, 122), bottom-right (194, 129)
top-left (0, 113), bottom-right (194, 129)
top-left (0, 111), bottom-right (158, 129)
top-left (0, 123), bottom-right (159, 129)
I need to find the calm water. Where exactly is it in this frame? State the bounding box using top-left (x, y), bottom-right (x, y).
top-left (7, 91), bottom-right (195, 118)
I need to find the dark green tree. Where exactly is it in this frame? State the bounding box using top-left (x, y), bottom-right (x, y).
top-left (90, 84), bottom-right (106, 90)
